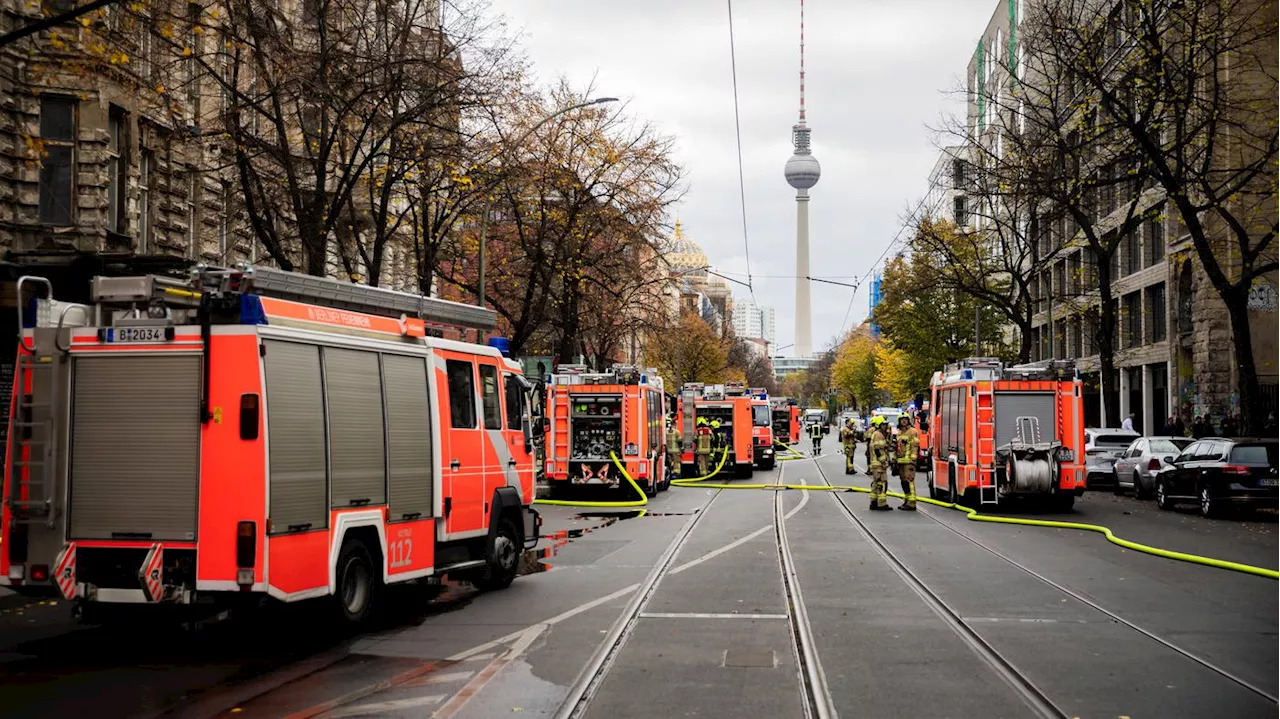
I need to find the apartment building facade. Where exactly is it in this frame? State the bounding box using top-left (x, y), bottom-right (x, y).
top-left (959, 0), bottom-right (1277, 432)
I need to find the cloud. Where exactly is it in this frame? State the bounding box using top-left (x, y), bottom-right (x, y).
top-left (489, 0), bottom-right (994, 355)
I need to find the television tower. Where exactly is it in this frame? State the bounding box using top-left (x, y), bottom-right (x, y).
top-left (783, 0), bottom-right (820, 358)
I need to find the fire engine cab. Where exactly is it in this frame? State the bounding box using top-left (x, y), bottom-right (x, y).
top-left (544, 364), bottom-right (667, 497)
top-left (770, 397), bottom-right (801, 446)
top-left (1, 266), bottom-right (541, 625)
top-left (927, 357), bottom-right (1085, 510)
top-left (749, 388), bottom-right (775, 470)
top-left (677, 382), bottom-right (754, 478)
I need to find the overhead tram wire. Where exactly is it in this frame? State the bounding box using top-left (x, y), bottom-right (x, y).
top-left (837, 192), bottom-right (931, 338)
top-left (727, 0), bottom-right (752, 301)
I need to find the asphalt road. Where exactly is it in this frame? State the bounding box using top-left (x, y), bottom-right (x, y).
top-left (0, 441), bottom-right (1274, 718)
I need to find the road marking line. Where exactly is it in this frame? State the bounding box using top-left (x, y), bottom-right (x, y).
top-left (639, 612), bottom-right (788, 620)
top-left (463, 652), bottom-right (496, 661)
top-left (416, 670), bottom-right (476, 685)
top-left (283, 659), bottom-right (452, 719)
top-left (433, 623), bottom-right (547, 719)
top-left (670, 463), bottom-right (809, 576)
top-left (445, 479), bottom-right (806, 664)
top-left (319, 695), bottom-right (446, 718)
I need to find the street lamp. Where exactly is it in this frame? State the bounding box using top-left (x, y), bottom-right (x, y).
top-left (477, 96), bottom-right (620, 313)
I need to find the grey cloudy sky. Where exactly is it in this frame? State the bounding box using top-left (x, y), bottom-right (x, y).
top-left (487, 0), bottom-right (995, 357)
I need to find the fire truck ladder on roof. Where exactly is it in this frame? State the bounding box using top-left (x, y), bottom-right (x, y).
top-left (234, 266), bottom-right (498, 331)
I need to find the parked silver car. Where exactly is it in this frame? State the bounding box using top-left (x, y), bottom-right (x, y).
top-left (1112, 436), bottom-right (1194, 498)
top-left (1084, 427), bottom-right (1140, 488)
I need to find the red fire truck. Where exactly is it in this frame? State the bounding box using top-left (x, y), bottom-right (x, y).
top-left (749, 389), bottom-right (775, 470)
top-left (1, 266), bottom-right (541, 624)
top-left (927, 357), bottom-right (1085, 510)
top-left (770, 397), bottom-right (801, 446)
top-left (544, 365), bottom-right (667, 497)
top-left (675, 382), bottom-right (754, 478)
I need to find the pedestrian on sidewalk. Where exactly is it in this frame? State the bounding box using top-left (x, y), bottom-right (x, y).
top-left (867, 417), bottom-right (893, 511)
top-left (1192, 416), bottom-right (1208, 438)
top-left (1221, 413), bottom-right (1238, 438)
top-left (894, 415), bottom-right (919, 511)
top-left (1161, 414), bottom-right (1177, 436)
top-left (1122, 413), bottom-right (1136, 432)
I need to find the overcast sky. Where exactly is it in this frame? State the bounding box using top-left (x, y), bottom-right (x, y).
top-left (487, 0), bottom-right (995, 358)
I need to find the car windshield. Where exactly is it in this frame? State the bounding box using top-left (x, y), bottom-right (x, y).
top-left (1150, 439), bottom-right (1192, 454)
top-left (1095, 434), bottom-right (1137, 447)
top-left (1229, 444), bottom-right (1277, 466)
top-left (752, 405), bottom-right (771, 427)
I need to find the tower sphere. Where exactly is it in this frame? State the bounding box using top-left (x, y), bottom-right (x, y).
top-left (784, 153), bottom-right (821, 190)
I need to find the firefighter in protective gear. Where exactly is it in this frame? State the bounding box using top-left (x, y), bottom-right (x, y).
top-left (808, 420), bottom-right (823, 455)
top-left (867, 416), bottom-right (893, 510)
top-left (665, 417), bottom-right (682, 479)
top-left (895, 415), bottom-right (920, 510)
top-left (839, 419), bottom-right (857, 474)
top-left (695, 417), bottom-right (714, 476)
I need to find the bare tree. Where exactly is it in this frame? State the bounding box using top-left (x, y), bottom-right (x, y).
top-left (1028, 0), bottom-right (1277, 433)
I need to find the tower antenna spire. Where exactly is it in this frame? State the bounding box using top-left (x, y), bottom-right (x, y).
top-left (799, 0), bottom-right (806, 124)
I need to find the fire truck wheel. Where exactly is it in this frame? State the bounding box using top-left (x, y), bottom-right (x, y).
top-left (1051, 494), bottom-right (1076, 512)
top-left (474, 518), bottom-right (520, 591)
top-left (333, 539), bottom-right (378, 625)
top-left (644, 478), bottom-right (659, 498)
top-left (736, 464), bottom-right (754, 480)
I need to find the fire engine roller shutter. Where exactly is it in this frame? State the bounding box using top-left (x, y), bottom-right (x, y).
top-left (993, 392), bottom-right (1058, 447)
top-left (323, 348), bottom-right (387, 507)
top-left (264, 340), bottom-right (328, 532)
top-left (382, 354), bottom-right (432, 520)
top-left (69, 355), bottom-right (200, 541)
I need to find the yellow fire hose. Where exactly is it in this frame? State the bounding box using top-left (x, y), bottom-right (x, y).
top-left (538, 446), bottom-right (1278, 581)
top-left (531, 449), bottom-right (732, 512)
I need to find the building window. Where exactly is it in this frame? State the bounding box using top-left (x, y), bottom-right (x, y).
top-left (107, 106), bottom-right (127, 235)
top-left (218, 180), bottom-right (232, 257)
top-left (38, 97), bottom-right (76, 225)
top-left (138, 148), bottom-right (152, 252)
top-left (185, 166), bottom-right (200, 258)
top-left (1145, 209), bottom-right (1165, 266)
top-left (185, 4), bottom-right (201, 124)
top-left (954, 195), bottom-right (968, 227)
top-left (951, 158), bottom-right (966, 187)
top-left (1030, 327), bottom-right (1040, 361)
top-left (1124, 227), bottom-right (1141, 276)
top-left (1069, 252), bottom-right (1082, 295)
top-left (1124, 292), bottom-right (1141, 348)
top-left (1054, 259), bottom-right (1066, 297)
top-left (1083, 309), bottom-right (1098, 356)
top-left (1071, 316), bottom-right (1083, 358)
top-left (1147, 283), bottom-right (1166, 343)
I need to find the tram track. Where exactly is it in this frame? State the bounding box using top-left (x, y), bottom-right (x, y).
top-left (810, 459), bottom-right (1069, 719)
top-left (551, 487), bottom-right (725, 719)
top-left (774, 485), bottom-right (838, 719)
top-left (915, 496), bottom-right (1280, 704)
top-left (554, 463), bottom-right (837, 719)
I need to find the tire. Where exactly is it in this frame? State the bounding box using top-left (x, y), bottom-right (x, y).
top-left (737, 463), bottom-right (754, 480)
top-left (1052, 494), bottom-right (1075, 512)
top-left (1156, 480), bottom-right (1172, 510)
top-left (644, 478), bottom-right (658, 498)
top-left (1113, 469), bottom-right (1125, 496)
top-left (332, 539), bottom-right (377, 626)
top-left (473, 518), bottom-right (520, 591)
top-left (1198, 486), bottom-right (1217, 519)
top-left (1132, 472), bottom-right (1147, 500)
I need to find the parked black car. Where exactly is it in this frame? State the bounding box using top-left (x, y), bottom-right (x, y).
top-left (1156, 438), bottom-right (1278, 517)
